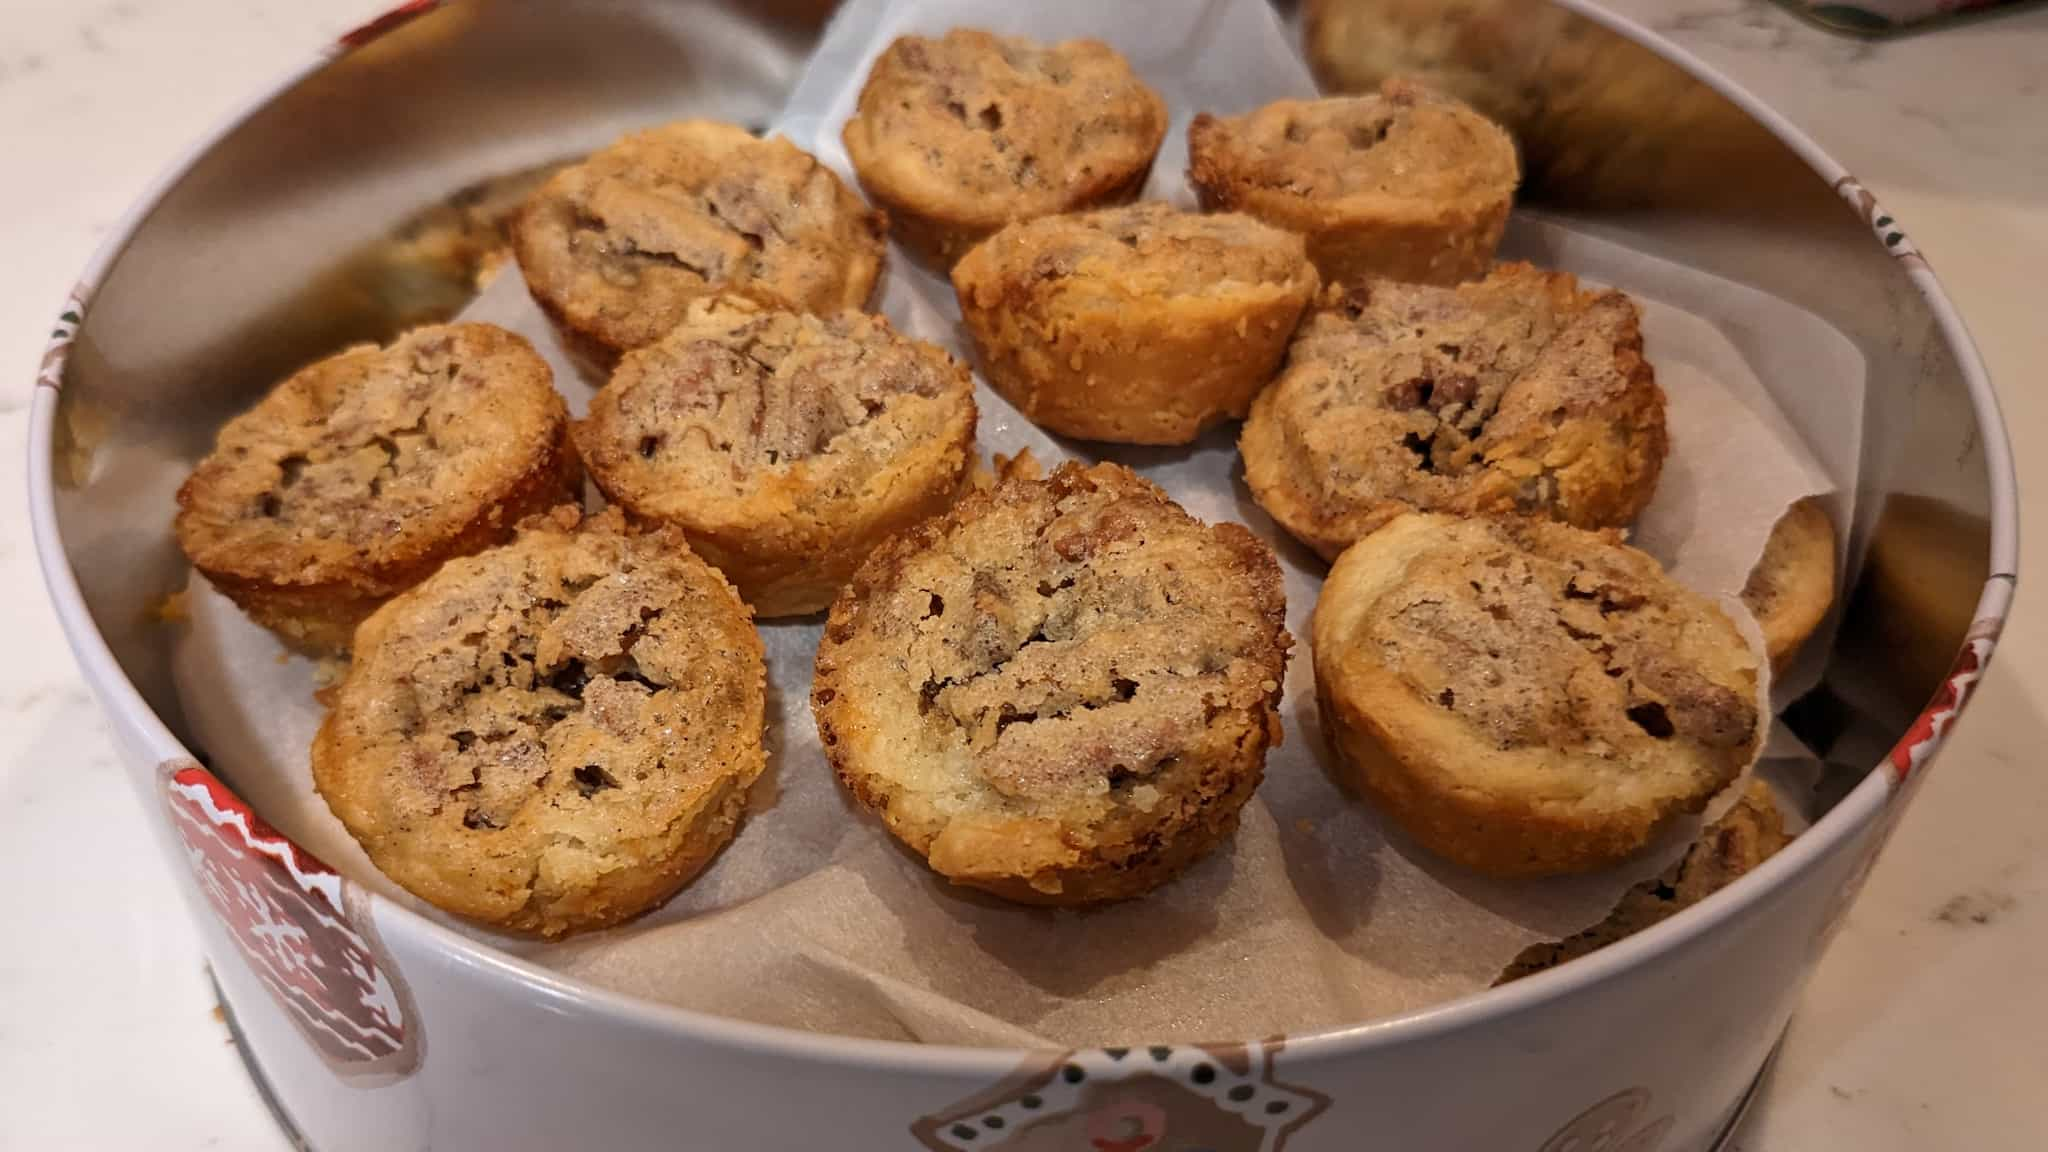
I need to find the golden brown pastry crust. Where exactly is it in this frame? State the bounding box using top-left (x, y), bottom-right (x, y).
top-left (1241, 263), bottom-right (1667, 561)
top-left (174, 323), bottom-right (581, 652)
top-left (512, 121), bottom-right (885, 368)
top-left (1313, 513), bottom-right (1759, 877)
top-left (812, 462), bottom-right (1290, 904)
top-left (313, 507), bottom-right (767, 938)
top-left (951, 202), bottom-right (1319, 444)
top-left (578, 295), bottom-right (978, 617)
top-left (1741, 497), bottom-right (1837, 676)
top-left (843, 30), bottom-right (1167, 268)
top-left (1187, 80), bottom-right (1518, 287)
top-left (1496, 778), bottom-right (1791, 982)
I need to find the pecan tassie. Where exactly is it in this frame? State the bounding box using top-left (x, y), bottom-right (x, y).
top-left (844, 29), bottom-right (1166, 267)
top-left (578, 295), bottom-right (976, 617)
top-left (812, 462), bottom-right (1290, 904)
top-left (1241, 262), bottom-right (1668, 561)
top-left (1497, 779), bottom-right (1792, 982)
top-left (514, 120), bottom-right (885, 369)
top-left (175, 323), bottom-right (580, 652)
top-left (952, 201), bottom-right (1318, 445)
top-left (1313, 512), bottom-right (1759, 877)
top-left (1189, 78), bottom-right (1518, 287)
top-left (1741, 497), bottom-right (1837, 676)
top-left (313, 507), bottom-right (766, 938)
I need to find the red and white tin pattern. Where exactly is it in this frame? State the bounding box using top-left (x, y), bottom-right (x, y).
top-left (912, 1041), bottom-right (1330, 1151)
top-left (1811, 611), bottom-right (2005, 949)
top-left (911, 1047), bottom-right (1678, 1151)
top-left (162, 761), bottom-right (417, 1078)
top-left (1886, 614), bottom-right (2003, 788)
top-left (332, 0), bottom-right (443, 56)
top-left (1833, 176), bottom-right (1928, 272)
top-left (35, 284), bottom-right (88, 393)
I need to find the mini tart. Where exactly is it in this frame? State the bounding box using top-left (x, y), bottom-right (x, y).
top-left (843, 29), bottom-right (1168, 268)
top-left (578, 294), bottom-right (977, 617)
top-left (1496, 777), bottom-right (1789, 983)
top-left (1313, 513), bottom-right (1759, 877)
top-left (313, 507), bottom-right (767, 938)
top-left (1741, 497), bottom-right (1837, 676)
top-left (1188, 79), bottom-right (1519, 287)
top-left (174, 323), bottom-right (580, 653)
top-left (951, 202), bottom-right (1319, 445)
top-left (812, 462), bottom-right (1290, 904)
top-left (1241, 263), bottom-right (1667, 561)
top-left (512, 120), bottom-right (886, 369)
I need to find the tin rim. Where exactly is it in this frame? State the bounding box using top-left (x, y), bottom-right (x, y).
top-left (24, 0), bottom-right (2018, 1074)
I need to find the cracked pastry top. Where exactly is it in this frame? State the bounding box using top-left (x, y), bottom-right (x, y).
top-left (313, 507), bottom-right (767, 938)
top-left (951, 201), bottom-right (1319, 445)
top-left (1188, 79), bottom-right (1519, 287)
top-left (1741, 496), bottom-right (1837, 677)
top-left (1240, 262), bottom-right (1667, 561)
top-left (174, 323), bottom-right (581, 653)
top-left (1312, 512), bottom-right (1760, 877)
top-left (578, 294), bottom-right (977, 618)
top-left (512, 120), bottom-right (886, 367)
top-left (811, 461), bottom-right (1290, 904)
top-left (843, 29), bottom-right (1167, 268)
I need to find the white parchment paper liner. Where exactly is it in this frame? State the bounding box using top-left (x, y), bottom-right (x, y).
top-left (172, 0), bottom-right (1861, 1046)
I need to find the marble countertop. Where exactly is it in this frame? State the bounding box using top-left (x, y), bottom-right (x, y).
top-left (1, 1), bottom-right (2041, 1147)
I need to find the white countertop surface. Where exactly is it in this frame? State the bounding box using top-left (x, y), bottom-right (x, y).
top-left (1, 1), bottom-right (2042, 1147)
